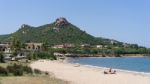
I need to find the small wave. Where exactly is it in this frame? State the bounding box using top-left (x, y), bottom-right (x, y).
top-left (72, 63), bottom-right (150, 76)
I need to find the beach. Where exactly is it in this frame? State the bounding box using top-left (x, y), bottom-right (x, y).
top-left (30, 60), bottom-right (150, 84)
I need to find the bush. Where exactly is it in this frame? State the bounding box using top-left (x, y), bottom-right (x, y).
top-left (45, 71), bottom-right (49, 75)
top-left (27, 53), bottom-right (32, 60)
top-left (6, 64), bottom-right (46, 76)
top-left (49, 54), bottom-right (57, 60)
top-left (30, 51), bottom-right (57, 60)
top-left (13, 68), bottom-right (23, 76)
top-left (7, 63), bottom-right (24, 76)
top-left (37, 52), bottom-right (50, 59)
top-left (7, 65), bottom-right (15, 73)
top-left (34, 69), bottom-right (42, 74)
top-left (0, 53), bottom-right (5, 63)
top-left (23, 66), bottom-right (33, 74)
top-left (0, 66), bottom-right (8, 76)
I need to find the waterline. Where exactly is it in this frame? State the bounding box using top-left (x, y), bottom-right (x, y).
top-left (68, 57), bottom-right (150, 75)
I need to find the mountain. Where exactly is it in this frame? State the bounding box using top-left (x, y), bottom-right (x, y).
top-left (0, 17), bottom-right (123, 46)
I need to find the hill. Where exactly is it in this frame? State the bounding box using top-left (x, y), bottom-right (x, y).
top-left (0, 17), bottom-right (125, 46)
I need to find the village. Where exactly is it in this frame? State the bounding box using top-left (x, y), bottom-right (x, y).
top-left (0, 42), bottom-right (43, 61)
top-left (0, 42), bottom-right (118, 61)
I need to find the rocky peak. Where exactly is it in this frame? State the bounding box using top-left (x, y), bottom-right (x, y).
top-left (20, 24), bottom-right (31, 34)
top-left (21, 24), bottom-right (31, 28)
top-left (55, 17), bottom-right (69, 27)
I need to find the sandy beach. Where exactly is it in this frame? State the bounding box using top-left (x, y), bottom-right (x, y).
top-left (30, 60), bottom-right (150, 84)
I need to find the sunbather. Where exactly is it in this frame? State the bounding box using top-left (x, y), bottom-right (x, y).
top-left (104, 68), bottom-right (116, 74)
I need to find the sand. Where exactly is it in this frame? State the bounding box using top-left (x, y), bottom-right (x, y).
top-left (30, 60), bottom-right (150, 84)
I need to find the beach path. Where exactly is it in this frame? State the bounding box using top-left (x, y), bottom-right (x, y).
top-left (30, 60), bottom-right (150, 84)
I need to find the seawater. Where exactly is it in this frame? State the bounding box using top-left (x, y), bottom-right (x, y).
top-left (69, 57), bottom-right (150, 73)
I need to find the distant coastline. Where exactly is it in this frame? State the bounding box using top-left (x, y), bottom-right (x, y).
top-left (66, 54), bottom-right (150, 57)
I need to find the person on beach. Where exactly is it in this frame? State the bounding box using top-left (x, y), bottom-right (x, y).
top-left (104, 68), bottom-right (116, 74)
top-left (109, 68), bottom-right (112, 73)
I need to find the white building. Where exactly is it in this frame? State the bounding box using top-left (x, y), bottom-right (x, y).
top-left (96, 45), bottom-right (103, 48)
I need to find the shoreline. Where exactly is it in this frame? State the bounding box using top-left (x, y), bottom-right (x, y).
top-left (66, 56), bottom-right (150, 59)
top-left (66, 54), bottom-right (150, 57)
top-left (30, 60), bottom-right (150, 84)
top-left (66, 57), bottom-right (150, 76)
top-left (81, 64), bottom-right (150, 76)
top-left (67, 57), bottom-right (150, 76)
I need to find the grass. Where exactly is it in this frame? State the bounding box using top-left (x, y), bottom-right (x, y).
top-left (0, 75), bottom-right (69, 84)
top-left (0, 60), bottom-right (31, 68)
top-left (0, 60), bottom-right (70, 84)
top-left (0, 63), bottom-right (8, 68)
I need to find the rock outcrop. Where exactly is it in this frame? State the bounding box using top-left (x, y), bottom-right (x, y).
top-left (55, 17), bottom-right (69, 28)
top-left (21, 24), bottom-right (31, 28)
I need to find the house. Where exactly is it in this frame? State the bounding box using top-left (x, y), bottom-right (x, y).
top-left (0, 43), bottom-right (13, 61)
top-left (81, 44), bottom-right (91, 48)
top-left (52, 45), bottom-right (64, 49)
top-left (96, 45), bottom-right (103, 49)
top-left (64, 43), bottom-right (75, 48)
top-left (104, 45), bottom-right (108, 48)
top-left (4, 48), bottom-right (12, 53)
top-left (25, 43), bottom-right (43, 50)
top-left (54, 52), bottom-right (64, 56)
top-left (110, 40), bottom-right (118, 45)
top-left (123, 43), bottom-right (129, 48)
top-left (52, 43), bottom-right (75, 49)
top-left (0, 44), bottom-right (10, 52)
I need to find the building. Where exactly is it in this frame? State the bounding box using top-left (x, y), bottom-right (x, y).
top-left (4, 48), bottom-right (12, 53)
top-left (96, 45), bottom-right (103, 49)
top-left (0, 44), bottom-right (10, 52)
top-left (110, 40), bottom-right (118, 45)
top-left (104, 45), bottom-right (108, 48)
top-left (53, 52), bottom-right (64, 56)
top-left (123, 43), bottom-right (130, 48)
top-left (52, 43), bottom-right (75, 49)
top-left (81, 44), bottom-right (91, 48)
top-left (64, 43), bottom-right (75, 48)
top-left (52, 44), bottom-right (64, 49)
top-left (25, 43), bottom-right (43, 50)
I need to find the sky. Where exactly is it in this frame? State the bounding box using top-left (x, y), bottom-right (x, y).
top-left (0, 0), bottom-right (150, 47)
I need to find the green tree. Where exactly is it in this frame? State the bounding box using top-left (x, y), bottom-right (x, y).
top-left (42, 41), bottom-right (49, 51)
top-left (11, 37), bottom-right (22, 57)
top-left (0, 52), bottom-right (5, 63)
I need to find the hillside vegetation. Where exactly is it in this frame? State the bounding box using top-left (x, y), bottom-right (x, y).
top-left (0, 17), bottom-right (120, 46)
top-left (0, 17), bottom-right (149, 56)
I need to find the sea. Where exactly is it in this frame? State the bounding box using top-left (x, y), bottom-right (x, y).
top-left (69, 57), bottom-right (150, 74)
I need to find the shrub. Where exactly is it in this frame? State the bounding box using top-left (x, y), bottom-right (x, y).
top-left (33, 53), bottom-right (38, 60)
top-left (7, 63), bottom-right (24, 76)
top-left (27, 53), bottom-right (32, 60)
top-left (0, 66), bottom-right (8, 76)
top-left (49, 53), bottom-right (57, 60)
top-left (7, 65), bottom-right (15, 73)
top-left (45, 71), bottom-right (49, 75)
top-left (34, 69), bottom-right (42, 74)
top-left (31, 51), bottom-right (57, 60)
top-left (13, 64), bottom-right (23, 70)
top-left (13, 68), bottom-right (23, 76)
top-left (0, 53), bottom-right (5, 63)
top-left (23, 66), bottom-right (33, 74)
